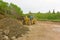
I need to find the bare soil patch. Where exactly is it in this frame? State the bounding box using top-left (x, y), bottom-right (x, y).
top-left (17, 21), bottom-right (60, 40)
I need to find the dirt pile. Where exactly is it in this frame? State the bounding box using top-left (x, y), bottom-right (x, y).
top-left (0, 18), bottom-right (29, 40)
top-left (0, 14), bottom-right (6, 19)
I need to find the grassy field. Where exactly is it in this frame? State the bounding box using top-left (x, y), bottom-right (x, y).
top-left (33, 13), bottom-right (60, 22)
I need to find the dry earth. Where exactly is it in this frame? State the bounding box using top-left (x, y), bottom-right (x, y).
top-left (17, 21), bottom-right (60, 40)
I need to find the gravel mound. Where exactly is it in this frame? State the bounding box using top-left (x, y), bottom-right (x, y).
top-left (0, 18), bottom-right (29, 40)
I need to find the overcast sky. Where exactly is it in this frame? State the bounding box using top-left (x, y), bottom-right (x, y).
top-left (3, 0), bottom-right (60, 13)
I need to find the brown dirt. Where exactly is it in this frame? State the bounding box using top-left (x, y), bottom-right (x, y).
top-left (17, 21), bottom-right (60, 40)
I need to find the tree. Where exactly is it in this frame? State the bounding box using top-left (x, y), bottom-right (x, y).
top-left (53, 9), bottom-right (55, 14)
top-left (57, 11), bottom-right (60, 14)
top-left (37, 11), bottom-right (40, 14)
top-left (29, 11), bottom-right (32, 14)
top-left (48, 10), bottom-right (51, 13)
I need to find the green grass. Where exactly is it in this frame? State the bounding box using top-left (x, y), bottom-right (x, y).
top-left (33, 13), bottom-right (60, 22)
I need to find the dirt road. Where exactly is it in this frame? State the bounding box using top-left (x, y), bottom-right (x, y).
top-left (17, 21), bottom-right (60, 40)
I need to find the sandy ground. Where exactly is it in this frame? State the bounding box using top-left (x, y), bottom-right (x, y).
top-left (17, 21), bottom-right (60, 40)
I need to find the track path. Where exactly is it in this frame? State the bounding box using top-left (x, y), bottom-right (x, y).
top-left (17, 21), bottom-right (60, 40)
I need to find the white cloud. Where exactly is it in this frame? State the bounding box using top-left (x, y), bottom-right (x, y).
top-left (3, 0), bottom-right (60, 13)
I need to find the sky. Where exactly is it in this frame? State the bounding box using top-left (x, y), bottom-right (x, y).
top-left (3, 0), bottom-right (60, 13)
